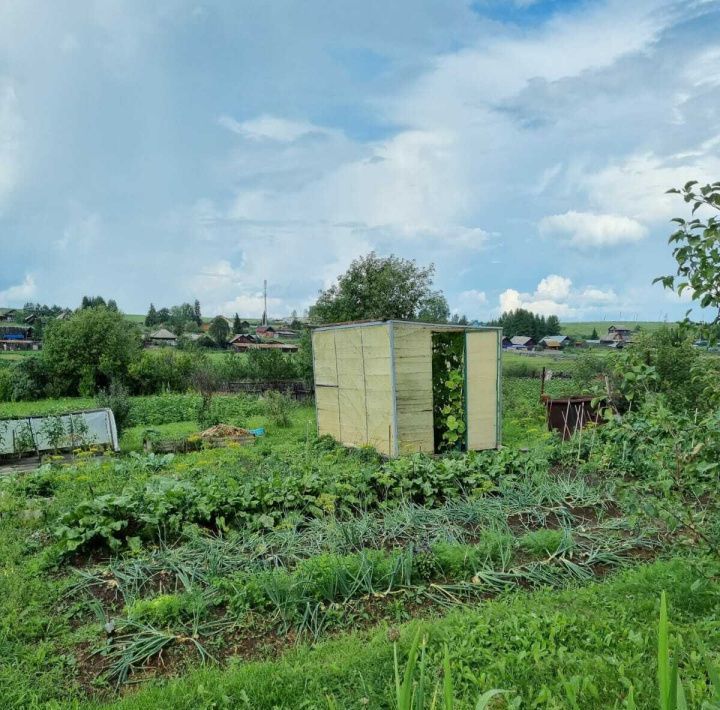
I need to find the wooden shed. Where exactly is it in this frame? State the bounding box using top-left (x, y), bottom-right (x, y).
top-left (311, 320), bottom-right (501, 457)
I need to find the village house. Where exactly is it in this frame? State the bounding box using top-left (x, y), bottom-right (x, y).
top-left (274, 329), bottom-right (299, 339)
top-left (148, 328), bottom-right (178, 347)
top-left (509, 335), bottom-right (535, 350)
top-left (230, 333), bottom-right (298, 353)
top-left (0, 322), bottom-right (38, 351)
top-left (0, 308), bottom-right (18, 322)
top-left (255, 324), bottom-right (277, 338)
top-left (600, 325), bottom-right (634, 347)
top-left (539, 334), bottom-right (571, 350)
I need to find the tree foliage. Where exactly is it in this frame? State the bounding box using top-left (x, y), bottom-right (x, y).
top-left (42, 306), bottom-right (141, 396)
top-left (233, 313), bottom-right (242, 334)
top-left (309, 252), bottom-right (448, 323)
top-left (208, 315), bottom-right (230, 344)
top-left (488, 308), bottom-right (561, 341)
top-left (417, 292), bottom-right (451, 323)
top-left (145, 303), bottom-right (159, 327)
top-left (654, 180), bottom-right (720, 322)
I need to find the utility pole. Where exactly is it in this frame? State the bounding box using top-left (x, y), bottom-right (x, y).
top-left (262, 279), bottom-right (268, 326)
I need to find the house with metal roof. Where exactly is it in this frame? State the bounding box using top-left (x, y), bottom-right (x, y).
top-left (539, 334), bottom-right (571, 349)
top-left (509, 335), bottom-right (535, 350)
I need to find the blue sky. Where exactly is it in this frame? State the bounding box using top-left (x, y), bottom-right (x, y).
top-left (1, 0), bottom-right (719, 322)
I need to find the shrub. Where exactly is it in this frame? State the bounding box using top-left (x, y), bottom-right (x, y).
top-left (263, 391), bottom-right (294, 427)
top-left (0, 366), bottom-right (12, 401)
top-left (128, 349), bottom-right (204, 395)
top-left (96, 381), bottom-right (132, 433)
top-left (571, 351), bottom-right (611, 391)
top-left (244, 349), bottom-right (298, 381)
top-left (7, 356), bottom-right (49, 401)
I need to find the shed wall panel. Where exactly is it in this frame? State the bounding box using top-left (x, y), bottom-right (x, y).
top-left (465, 330), bottom-right (499, 450)
top-left (312, 324), bottom-right (393, 456)
top-left (392, 324), bottom-right (434, 454)
top-left (312, 330), bottom-right (339, 386)
top-left (315, 386), bottom-right (341, 440)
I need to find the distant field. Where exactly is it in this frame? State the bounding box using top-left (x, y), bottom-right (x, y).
top-left (0, 351), bottom-right (33, 362)
top-left (560, 320), bottom-right (667, 338)
top-left (124, 314), bottom-right (264, 325)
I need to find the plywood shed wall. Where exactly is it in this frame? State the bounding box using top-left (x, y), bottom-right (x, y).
top-left (392, 322), bottom-right (434, 455)
top-left (313, 323), bottom-right (395, 455)
top-left (311, 321), bottom-right (501, 457)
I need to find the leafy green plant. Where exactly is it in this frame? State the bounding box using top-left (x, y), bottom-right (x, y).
top-left (394, 630), bottom-right (506, 710)
top-left (96, 381), bottom-right (132, 434)
top-left (263, 391), bottom-right (294, 427)
top-left (38, 415), bottom-right (66, 453)
top-left (440, 369), bottom-right (466, 452)
top-left (518, 529), bottom-right (568, 557)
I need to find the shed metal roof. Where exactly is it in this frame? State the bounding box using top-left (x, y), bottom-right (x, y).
top-left (312, 319), bottom-right (501, 333)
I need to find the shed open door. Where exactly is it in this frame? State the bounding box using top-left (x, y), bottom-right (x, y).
top-left (464, 330), bottom-right (500, 450)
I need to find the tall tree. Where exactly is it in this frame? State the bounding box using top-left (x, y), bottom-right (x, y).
top-left (309, 252), bottom-right (441, 323)
top-left (193, 299), bottom-right (202, 326)
top-left (233, 313), bottom-right (242, 334)
top-left (80, 296), bottom-right (106, 309)
top-left (489, 308), bottom-right (561, 340)
top-left (208, 315), bottom-right (230, 344)
top-left (546, 315), bottom-right (561, 335)
top-left (417, 292), bottom-right (450, 323)
top-left (145, 303), bottom-right (159, 327)
top-left (42, 308), bottom-right (140, 396)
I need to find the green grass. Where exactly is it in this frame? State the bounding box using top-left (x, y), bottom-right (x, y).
top-left (1, 386), bottom-right (719, 708)
top-left (77, 557), bottom-right (720, 709)
top-left (0, 351), bottom-right (33, 362)
top-left (561, 320), bottom-right (667, 339)
top-left (119, 421), bottom-right (203, 452)
top-left (0, 396), bottom-right (96, 417)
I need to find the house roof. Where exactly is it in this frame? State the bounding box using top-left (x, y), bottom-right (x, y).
top-left (256, 325), bottom-right (276, 332)
top-left (540, 335), bottom-right (569, 344)
top-left (510, 335), bottom-right (533, 345)
top-left (149, 328), bottom-right (177, 339)
top-left (0, 308), bottom-right (17, 316)
top-left (230, 333), bottom-right (259, 343)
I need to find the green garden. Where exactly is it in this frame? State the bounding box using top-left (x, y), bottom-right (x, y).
top-left (3, 327), bottom-right (720, 709)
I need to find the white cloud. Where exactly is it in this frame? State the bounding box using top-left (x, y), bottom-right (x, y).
top-left (218, 114), bottom-right (331, 143)
top-left (579, 153), bottom-right (720, 224)
top-left (578, 287), bottom-right (617, 303)
top-left (0, 78), bottom-right (23, 210)
top-left (455, 288), bottom-right (488, 316)
top-left (536, 274), bottom-right (572, 300)
top-left (498, 275), bottom-right (618, 317)
top-left (0, 274), bottom-right (36, 305)
top-left (539, 211), bottom-right (647, 248)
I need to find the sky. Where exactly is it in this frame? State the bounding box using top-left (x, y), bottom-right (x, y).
top-left (0, 0), bottom-right (719, 322)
